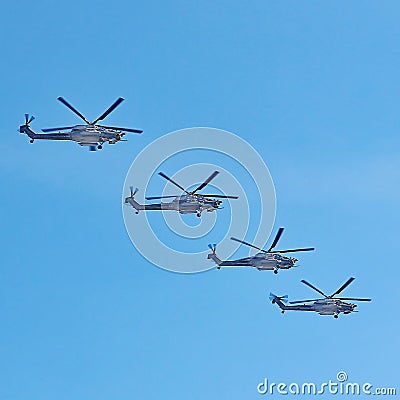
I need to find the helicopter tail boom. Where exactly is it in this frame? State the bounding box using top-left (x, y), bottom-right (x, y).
top-left (124, 187), bottom-right (165, 212)
top-left (125, 196), bottom-right (146, 211)
top-left (20, 115), bottom-right (71, 141)
top-left (125, 197), bottom-right (166, 211)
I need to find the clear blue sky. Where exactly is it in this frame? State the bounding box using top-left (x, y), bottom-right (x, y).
top-left (1, 1), bottom-right (399, 399)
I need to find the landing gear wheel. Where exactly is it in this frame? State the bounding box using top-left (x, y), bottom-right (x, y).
top-left (273, 270), bottom-right (278, 274)
top-left (135, 211), bottom-right (139, 215)
top-left (197, 212), bottom-right (201, 217)
top-left (281, 310), bottom-right (285, 314)
top-left (30, 139), bottom-right (34, 143)
top-left (217, 267), bottom-right (221, 270)
top-left (97, 144), bottom-right (103, 150)
top-left (334, 314), bottom-right (339, 319)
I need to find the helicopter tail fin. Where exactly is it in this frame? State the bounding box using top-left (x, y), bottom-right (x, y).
top-left (124, 187), bottom-right (145, 212)
top-left (207, 244), bottom-right (223, 267)
top-left (19, 114), bottom-right (37, 138)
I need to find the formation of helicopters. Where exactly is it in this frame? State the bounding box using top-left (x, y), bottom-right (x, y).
top-left (20, 97), bottom-right (371, 319)
top-left (19, 97), bottom-right (142, 151)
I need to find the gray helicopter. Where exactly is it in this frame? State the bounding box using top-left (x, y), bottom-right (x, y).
top-left (19, 97), bottom-right (142, 151)
top-left (270, 277), bottom-right (371, 318)
top-left (125, 171), bottom-right (238, 217)
top-left (208, 227), bottom-right (314, 273)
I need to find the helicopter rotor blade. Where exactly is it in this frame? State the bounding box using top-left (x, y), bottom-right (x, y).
top-left (145, 195), bottom-right (178, 200)
top-left (41, 126), bottom-right (75, 132)
top-left (289, 299), bottom-right (320, 304)
top-left (191, 171), bottom-right (219, 194)
top-left (92, 97), bottom-right (124, 124)
top-left (268, 227), bottom-right (285, 251)
top-left (300, 280), bottom-right (328, 298)
top-left (201, 194), bottom-right (239, 199)
top-left (97, 124), bottom-right (143, 133)
top-left (269, 247), bottom-right (315, 254)
top-left (331, 277), bottom-right (355, 297)
top-left (335, 297), bottom-right (372, 302)
top-left (230, 237), bottom-right (266, 253)
top-left (57, 97), bottom-right (90, 124)
top-left (158, 172), bottom-right (190, 194)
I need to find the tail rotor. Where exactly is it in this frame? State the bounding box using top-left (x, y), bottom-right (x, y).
top-left (24, 114), bottom-right (35, 125)
top-left (20, 114), bottom-right (35, 133)
top-left (207, 243), bottom-right (217, 254)
top-left (130, 186), bottom-right (139, 198)
top-left (19, 114), bottom-right (36, 139)
top-left (269, 293), bottom-right (288, 303)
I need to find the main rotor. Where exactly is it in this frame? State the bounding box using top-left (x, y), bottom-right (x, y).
top-left (230, 227), bottom-right (315, 255)
top-left (145, 171), bottom-right (239, 201)
top-left (41, 97), bottom-right (143, 134)
top-left (289, 277), bottom-right (372, 304)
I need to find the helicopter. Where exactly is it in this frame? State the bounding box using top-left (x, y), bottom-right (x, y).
top-left (125, 170), bottom-right (238, 217)
top-left (269, 277), bottom-right (371, 318)
top-left (208, 227), bottom-right (314, 273)
top-left (19, 97), bottom-right (143, 151)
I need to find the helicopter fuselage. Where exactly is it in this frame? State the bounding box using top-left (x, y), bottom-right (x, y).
top-left (218, 252), bottom-right (297, 271)
top-left (125, 194), bottom-right (222, 216)
top-left (271, 296), bottom-right (357, 316)
top-left (20, 122), bottom-right (126, 148)
top-left (170, 195), bottom-right (220, 214)
top-left (291, 299), bottom-right (356, 315)
top-left (311, 299), bottom-right (356, 315)
top-left (69, 125), bottom-right (123, 145)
